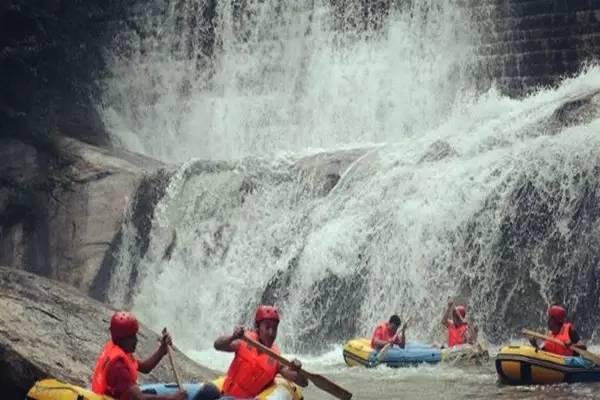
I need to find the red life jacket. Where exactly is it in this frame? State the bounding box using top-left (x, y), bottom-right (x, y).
top-left (91, 340), bottom-right (139, 397)
top-left (371, 322), bottom-right (394, 349)
top-left (222, 331), bottom-right (280, 398)
top-left (544, 322), bottom-right (574, 356)
top-left (447, 322), bottom-right (468, 347)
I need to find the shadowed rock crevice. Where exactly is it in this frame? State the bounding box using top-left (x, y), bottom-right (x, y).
top-left (0, 1), bottom-right (132, 146)
top-left (90, 169), bottom-right (174, 304)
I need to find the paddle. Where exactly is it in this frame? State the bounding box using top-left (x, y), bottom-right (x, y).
top-left (240, 335), bottom-right (352, 400)
top-left (162, 327), bottom-right (182, 388)
top-left (375, 318), bottom-right (411, 365)
top-left (522, 329), bottom-right (600, 365)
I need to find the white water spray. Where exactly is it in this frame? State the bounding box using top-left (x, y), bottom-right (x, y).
top-left (107, 67), bottom-right (600, 355)
top-left (101, 0), bottom-right (480, 161)
top-left (100, 0), bottom-right (600, 359)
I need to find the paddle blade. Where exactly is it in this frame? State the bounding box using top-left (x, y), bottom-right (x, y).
top-left (305, 372), bottom-right (352, 400)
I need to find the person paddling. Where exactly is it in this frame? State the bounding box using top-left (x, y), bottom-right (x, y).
top-left (91, 311), bottom-right (186, 400)
top-left (441, 298), bottom-right (477, 347)
top-left (371, 314), bottom-right (406, 350)
top-left (198, 305), bottom-right (308, 399)
top-left (529, 304), bottom-right (586, 355)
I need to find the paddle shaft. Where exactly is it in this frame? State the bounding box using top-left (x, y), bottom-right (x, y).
top-left (375, 343), bottom-right (392, 364)
top-left (523, 329), bottom-right (600, 365)
top-left (240, 335), bottom-right (299, 369)
top-left (166, 346), bottom-right (182, 387)
top-left (376, 318), bottom-right (411, 363)
top-left (240, 335), bottom-right (352, 400)
top-left (162, 328), bottom-right (182, 388)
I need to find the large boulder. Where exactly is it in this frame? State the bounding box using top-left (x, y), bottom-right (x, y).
top-left (0, 138), bottom-right (173, 300)
top-left (0, 266), bottom-right (218, 399)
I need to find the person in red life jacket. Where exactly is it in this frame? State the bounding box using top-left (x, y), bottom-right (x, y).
top-left (370, 315), bottom-right (405, 350)
top-left (441, 298), bottom-right (477, 348)
top-left (211, 305), bottom-right (308, 399)
top-left (91, 311), bottom-right (187, 400)
top-left (529, 304), bottom-right (586, 355)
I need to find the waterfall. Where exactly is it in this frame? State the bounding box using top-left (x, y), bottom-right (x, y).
top-left (100, 0), bottom-right (480, 162)
top-left (99, 0), bottom-right (600, 354)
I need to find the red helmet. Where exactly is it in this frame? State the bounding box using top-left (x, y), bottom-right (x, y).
top-left (255, 305), bottom-right (280, 324)
top-left (110, 311), bottom-right (139, 340)
top-left (454, 305), bottom-right (466, 319)
top-left (548, 305), bottom-right (567, 323)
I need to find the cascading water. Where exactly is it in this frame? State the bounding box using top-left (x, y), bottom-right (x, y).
top-left (118, 71), bottom-right (600, 347)
top-left (100, 1), bottom-right (600, 395)
top-left (100, 0), bottom-right (480, 161)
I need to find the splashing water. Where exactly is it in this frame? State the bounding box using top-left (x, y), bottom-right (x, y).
top-left (100, 0), bottom-right (481, 162)
top-left (100, 7), bottom-right (600, 400)
top-left (106, 65), bottom-right (600, 353)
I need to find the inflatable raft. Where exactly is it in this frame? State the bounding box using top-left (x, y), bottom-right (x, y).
top-left (342, 338), bottom-right (488, 368)
top-left (26, 376), bottom-right (303, 400)
top-left (496, 345), bottom-right (600, 385)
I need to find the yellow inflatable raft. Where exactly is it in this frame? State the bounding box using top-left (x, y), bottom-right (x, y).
top-left (27, 376), bottom-right (303, 400)
top-left (496, 345), bottom-right (600, 385)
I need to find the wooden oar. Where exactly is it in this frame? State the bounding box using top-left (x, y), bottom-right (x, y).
top-left (522, 329), bottom-right (600, 365)
top-left (375, 342), bottom-right (394, 365)
top-left (162, 327), bottom-right (182, 387)
top-left (240, 335), bottom-right (352, 400)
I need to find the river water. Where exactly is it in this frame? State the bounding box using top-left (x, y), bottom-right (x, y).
top-left (186, 345), bottom-right (600, 399)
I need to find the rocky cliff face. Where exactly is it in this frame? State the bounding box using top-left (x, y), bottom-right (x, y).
top-left (0, 266), bottom-right (217, 399)
top-left (0, 1), bottom-right (135, 145)
top-left (0, 0), bottom-right (218, 148)
top-left (0, 138), bottom-right (172, 299)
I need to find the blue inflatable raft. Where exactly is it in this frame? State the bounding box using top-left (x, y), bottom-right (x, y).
top-left (141, 376), bottom-right (303, 400)
top-left (343, 339), bottom-right (441, 367)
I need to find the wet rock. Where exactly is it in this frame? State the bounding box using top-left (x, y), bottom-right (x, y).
top-left (457, 169), bottom-right (600, 342)
top-left (0, 266), bottom-right (218, 399)
top-left (294, 148), bottom-right (372, 196)
top-left (548, 89), bottom-right (600, 129)
top-left (259, 254), bottom-right (302, 307)
top-left (90, 168), bottom-right (174, 304)
top-left (294, 267), bottom-right (369, 353)
top-left (419, 140), bottom-right (459, 163)
top-left (258, 249), bottom-right (371, 353)
top-left (0, 138), bottom-right (171, 300)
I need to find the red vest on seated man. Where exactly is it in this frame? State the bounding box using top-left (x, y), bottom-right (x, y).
top-left (91, 341), bottom-right (139, 397)
top-left (371, 322), bottom-right (401, 349)
top-left (544, 323), bottom-right (574, 356)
